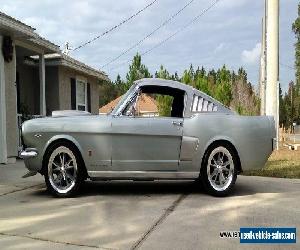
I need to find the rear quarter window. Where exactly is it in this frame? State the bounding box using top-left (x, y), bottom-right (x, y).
top-left (191, 94), bottom-right (218, 113)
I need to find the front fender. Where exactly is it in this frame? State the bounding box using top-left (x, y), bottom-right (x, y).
top-left (24, 134), bottom-right (85, 173)
top-left (42, 134), bottom-right (85, 160)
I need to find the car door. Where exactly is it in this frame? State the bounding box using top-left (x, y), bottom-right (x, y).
top-left (111, 115), bottom-right (183, 171)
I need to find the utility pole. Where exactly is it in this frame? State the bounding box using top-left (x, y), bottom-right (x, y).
top-left (291, 84), bottom-right (293, 133)
top-left (265, 0), bottom-right (280, 149)
top-left (259, 10), bottom-right (266, 115)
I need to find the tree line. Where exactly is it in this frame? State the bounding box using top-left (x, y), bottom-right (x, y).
top-left (280, 2), bottom-right (300, 130)
top-left (99, 53), bottom-right (260, 116)
top-left (99, 2), bottom-right (300, 131)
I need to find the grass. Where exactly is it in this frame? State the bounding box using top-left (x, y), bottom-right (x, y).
top-left (242, 146), bottom-right (300, 179)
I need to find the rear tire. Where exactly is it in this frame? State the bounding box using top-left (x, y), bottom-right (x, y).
top-left (200, 143), bottom-right (237, 197)
top-left (43, 142), bottom-right (84, 198)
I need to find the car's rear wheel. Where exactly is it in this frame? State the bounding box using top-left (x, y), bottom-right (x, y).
top-left (44, 142), bottom-right (83, 197)
top-left (200, 144), bottom-right (237, 197)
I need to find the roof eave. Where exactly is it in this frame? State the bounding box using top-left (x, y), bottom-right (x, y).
top-left (62, 60), bottom-right (109, 81)
top-left (46, 58), bottom-right (109, 81)
top-left (0, 12), bottom-right (35, 38)
top-left (0, 12), bottom-right (60, 54)
top-left (28, 37), bottom-right (60, 54)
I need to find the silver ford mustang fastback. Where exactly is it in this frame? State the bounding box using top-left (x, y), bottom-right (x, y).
top-left (20, 78), bottom-right (276, 197)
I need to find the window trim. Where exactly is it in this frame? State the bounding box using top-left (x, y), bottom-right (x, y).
top-left (76, 76), bottom-right (87, 111)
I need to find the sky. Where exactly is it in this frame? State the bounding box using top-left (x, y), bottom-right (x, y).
top-left (0, 0), bottom-right (297, 92)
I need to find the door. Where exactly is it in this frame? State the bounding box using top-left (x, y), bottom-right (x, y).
top-left (111, 116), bottom-right (183, 171)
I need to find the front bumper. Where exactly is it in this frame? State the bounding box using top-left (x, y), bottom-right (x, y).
top-left (20, 148), bottom-right (38, 159)
top-left (20, 147), bottom-right (43, 173)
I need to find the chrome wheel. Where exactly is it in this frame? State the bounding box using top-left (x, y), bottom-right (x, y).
top-left (48, 146), bottom-right (78, 194)
top-left (207, 146), bottom-right (234, 192)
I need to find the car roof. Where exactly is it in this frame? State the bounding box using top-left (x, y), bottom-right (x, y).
top-left (135, 78), bottom-right (193, 92)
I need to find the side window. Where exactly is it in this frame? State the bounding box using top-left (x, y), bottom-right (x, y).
top-left (124, 93), bottom-right (175, 118)
top-left (122, 86), bottom-right (185, 118)
top-left (76, 79), bottom-right (87, 111)
top-left (155, 94), bottom-right (174, 117)
top-left (191, 94), bottom-right (218, 112)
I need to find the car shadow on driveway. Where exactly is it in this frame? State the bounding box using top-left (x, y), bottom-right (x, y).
top-left (80, 180), bottom-right (204, 197)
top-left (32, 177), bottom-right (283, 198)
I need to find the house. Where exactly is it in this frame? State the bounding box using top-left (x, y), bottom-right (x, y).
top-left (0, 12), bottom-right (109, 164)
top-left (99, 94), bottom-right (159, 117)
top-left (25, 53), bottom-right (108, 115)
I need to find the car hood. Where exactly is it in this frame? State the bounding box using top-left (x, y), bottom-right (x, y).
top-left (51, 110), bottom-right (91, 117)
top-left (22, 114), bottom-right (111, 134)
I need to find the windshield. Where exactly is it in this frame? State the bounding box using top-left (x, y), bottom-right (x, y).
top-left (110, 83), bottom-right (137, 115)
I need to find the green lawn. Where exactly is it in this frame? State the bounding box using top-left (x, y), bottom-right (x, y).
top-left (242, 147), bottom-right (300, 179)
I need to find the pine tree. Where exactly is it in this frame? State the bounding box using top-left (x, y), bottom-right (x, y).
top-left (174, 72), bottom-right (180, 81)
top-left (99, 80), bottom-right (120, 107)
top-left (207, 69), bottom-right (217, 86)
top-left (155, 65), bottom-right (173, 116)
top-left (156, 65), bottom-right (171, 79)
top-left (292, 3), bottom-right (300, 86)
top-left (181, 69), bottom-right (193, 85)
top-left (125, 53), bottom-right (151, 90)
top-left (214, 65), bottom-right (232, 107)
top-left (115, 74), bottom-right (122, 85)
top-left (279, 84), bottom-right (285, 127)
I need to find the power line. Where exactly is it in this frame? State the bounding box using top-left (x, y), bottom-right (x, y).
top-left (72, 0), bottom-right (158, 51)
top-left (108, 0), bottom-right (221, 73)
top-left (101, 0), bottom-right (195, 68)
top-left (142, 0), bottom-right (220, 57)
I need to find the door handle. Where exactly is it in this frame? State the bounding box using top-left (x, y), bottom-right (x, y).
top-left (172, 121), bottom-right (183, 127)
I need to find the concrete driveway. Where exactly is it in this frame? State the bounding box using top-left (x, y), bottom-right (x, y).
top-left (0, 161), bottom-right (299, 250)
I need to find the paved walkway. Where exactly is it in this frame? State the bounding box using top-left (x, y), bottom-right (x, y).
top-left (0, 161), bottom-right (299, 249)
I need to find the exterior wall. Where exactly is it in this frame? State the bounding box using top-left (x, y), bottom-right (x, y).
top-left (58, 66), bottom-right (71, 110)
top-left (90, 76), bottom-right (100, 114)
top-left (5, 43), bottom-right (18, 159)
top-left (58, 66), bottom-right (100, 114)
top-left (45, 66), bottom-right (59, 115)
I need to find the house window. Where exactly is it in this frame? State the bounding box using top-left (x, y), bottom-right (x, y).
top-left (76, 79), bottom-right (87, 111)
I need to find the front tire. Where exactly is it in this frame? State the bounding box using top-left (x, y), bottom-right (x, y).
top-left (200, 143), bottom-right (237, 197)
top-left (44, 142), bottom-right (84, 197)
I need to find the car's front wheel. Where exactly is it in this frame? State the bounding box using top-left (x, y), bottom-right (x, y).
top-left (44, 142), bottom-right (84, 197)
top-left (200, 144), bottom-right (237, 197)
